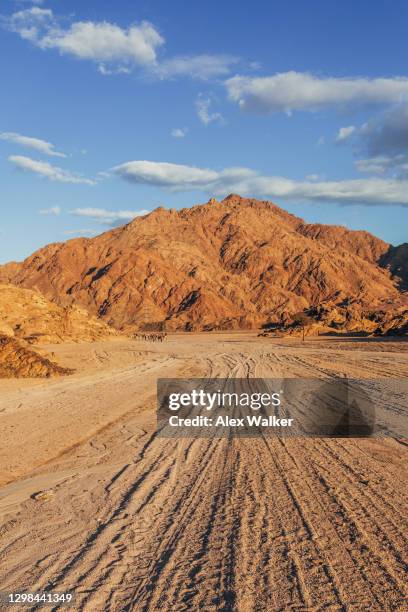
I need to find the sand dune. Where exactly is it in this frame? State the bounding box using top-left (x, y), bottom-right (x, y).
top-left (0, 333), bottom-right (407, 610)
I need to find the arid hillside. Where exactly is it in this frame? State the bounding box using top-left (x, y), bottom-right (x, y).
top-left (0, 195), bottom-right (405, 331)
top-left (0, 283), bottom-right (119, 343)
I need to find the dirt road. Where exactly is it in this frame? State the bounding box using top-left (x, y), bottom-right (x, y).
top-left (0, 334), bottom-right (407, 611)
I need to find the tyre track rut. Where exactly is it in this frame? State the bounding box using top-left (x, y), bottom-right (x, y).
top-left (0, 335), bottom-right (407, 611)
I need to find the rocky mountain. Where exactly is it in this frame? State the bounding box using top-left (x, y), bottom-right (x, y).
top-left (0, 195), bottom-right (405, 331)
top-left (0, 283), bottom-right (120, 343)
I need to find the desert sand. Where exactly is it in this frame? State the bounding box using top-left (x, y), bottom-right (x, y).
top-left (0, 333), bottom-right (407, 611)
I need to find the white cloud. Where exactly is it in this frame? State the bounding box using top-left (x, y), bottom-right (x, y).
top-left (6, 8), bottom-right (237, 81)
top-left (70, 207), bottom-right (149, 224)
top-left (336, 126), bottom-right (355, 142)
top-left (171, 127), bottom-right (188, 139)
top-left (38, 206), bottom-right (61, 215)
top-left (7, 8), bottom-right (164, 71)
top-left (43, 21), bottom-right (163, 65)
top-left (114, 160), bottom-right (225, 188)
top-left (196, 95), bottom-right (223, 125)
top-left (305, 174), bottom-right (321, 181)
top-left (155, 54), bottom-right (238, 80)
top-left (113, 159), bottom-right (408, 206)
top-left (63, 229), bottom-right (100, 237)
top-left (0, 131), bottom-right (66, 157)
top-left (225, 71), bottom-right (408, 114)
top-left (8, 155), bottom-right (96, 185)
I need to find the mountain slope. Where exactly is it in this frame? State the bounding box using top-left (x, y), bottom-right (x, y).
top-left (296, 223), bottom-right (389, 264)
top-left (0, 195), bottom-right (404, 331)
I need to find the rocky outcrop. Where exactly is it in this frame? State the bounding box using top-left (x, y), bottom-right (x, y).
top-left (373, 309), bottom-right (408, 336)
top-left (259, 303), bottom-right (408, 338)
top-left (0, 335), bottom-right (74, 378)
top-left (0, 284), bottom-right (120, 344)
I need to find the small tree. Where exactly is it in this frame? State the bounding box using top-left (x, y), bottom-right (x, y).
top-left (291, 311), bottom-right (314, 342)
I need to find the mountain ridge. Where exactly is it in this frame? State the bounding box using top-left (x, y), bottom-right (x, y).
top-left (0, 195), bottom-right (406, 331)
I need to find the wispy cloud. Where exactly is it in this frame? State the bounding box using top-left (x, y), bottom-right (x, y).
top-left (355, 155), bottom-right (408, 177)
top-left (38, 205), bottom-right (61, 215)
top-left (335, 126), bottom-right (355, 142)
top-left (70, 207), bottom-right (149, 225)
top-left (226, 71), bottom-right (408, 114)
top-left (171, 127), bottom-right (188, 139)
top-left (5, 7), bottom-right (53, 42)
top-left (9, 155), bottom-right (96, 185)
top-left (0, 131), bottom-right (66, 157)
top-left (97, 171), bottom-right (111, 179)
top-left (98, 64), bottom-right (131, 76)
top-left (14, 0), bottom-right (45, 5)
top-left (155, 54), bottom-right (238, 80)
top-left (113, 159), bottom-right (408, 206)
top-left (196, 95), bottom-right (223, 125)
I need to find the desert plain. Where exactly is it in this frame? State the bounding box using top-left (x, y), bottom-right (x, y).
top-left (0, 332), bottom-right (407, 611)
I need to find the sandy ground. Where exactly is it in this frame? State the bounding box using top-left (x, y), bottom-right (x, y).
top-left (0, 333), bottom-right (407, 611)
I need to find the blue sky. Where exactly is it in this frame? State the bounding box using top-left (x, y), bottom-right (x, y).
top-left (1, 0), bottom-right (408, 263)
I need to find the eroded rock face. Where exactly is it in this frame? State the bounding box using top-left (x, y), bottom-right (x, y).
top-left (259, 304), bottom-right (408, 338)
top-left (0, 195), bottom-right (405, 331)
top-left (373, 309), bottom-right (408, 336)
top-left (379, 243), bottom-right (408, 291)
top-left (0, 284), bottom-right (120, 344)
top-left (0, 335), bottom-right (74, 378)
